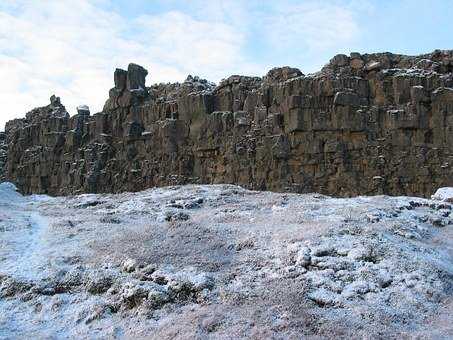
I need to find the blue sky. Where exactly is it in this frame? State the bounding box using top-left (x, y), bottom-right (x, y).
top-left (1, 0), bottom-right (452, 129)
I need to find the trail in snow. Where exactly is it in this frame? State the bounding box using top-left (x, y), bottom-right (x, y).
top-left (0, 183), bottom-right (52, 280)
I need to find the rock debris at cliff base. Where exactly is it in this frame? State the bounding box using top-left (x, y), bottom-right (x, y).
top-left (0, 183), bottom-right (452, 339)
top-left (2, 50), bottom-right (453, 197)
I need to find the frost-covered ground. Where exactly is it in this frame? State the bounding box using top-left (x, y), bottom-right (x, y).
top-left (0, 182), bottom-right (452, 339)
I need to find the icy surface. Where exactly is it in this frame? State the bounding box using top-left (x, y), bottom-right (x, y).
top-left (0, 183), bottom-right (452, 339)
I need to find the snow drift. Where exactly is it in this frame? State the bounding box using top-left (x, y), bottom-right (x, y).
top-left (0, 183), bottom-right (452, 339)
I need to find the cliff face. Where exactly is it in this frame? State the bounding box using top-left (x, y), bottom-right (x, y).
top-left (4, 50), bottom-right (453, 196)
top-left (0, 132), bottom-right (6, 182)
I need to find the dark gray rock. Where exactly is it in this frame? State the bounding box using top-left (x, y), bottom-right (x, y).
top-left (127, 63), bottom-right (148, 91)
top-left (114, 68), bottom-right (127, 91)
top-left (0, 132), bottom-right (6, 182)
top-left (4, 50), bottom-right (453, 197)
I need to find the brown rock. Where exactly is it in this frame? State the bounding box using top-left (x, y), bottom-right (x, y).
top-left (365, 60), bottom-right (381, 71)
top-left (330, 54), bottom-right (350, 67)
top-left (263, 67), bottom-right (303, 84)
top-left (4, 50), bottom-right (453, 197)
top-left (114, 68), bottom-right (127, 91)
top-left (127, 63), bottom-right (148, 91)
top-left (350, 58), bottom-right (364, 69)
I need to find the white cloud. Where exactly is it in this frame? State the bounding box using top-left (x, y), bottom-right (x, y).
top-left (0, 0), bottom-right (260, 129)
top-left (0, 1), bottom-right (122, 128)
top-left (263, 2), bottom-right (360, 52)
top-left (134, 11), bottom-right (259, 80)
top-left (0, 0), bottom-right (365, 130)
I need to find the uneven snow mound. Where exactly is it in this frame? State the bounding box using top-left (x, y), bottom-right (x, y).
top-left (432, 187), bottom-right (453, 202)
top-left (0, 184), bottom-right (452, 339)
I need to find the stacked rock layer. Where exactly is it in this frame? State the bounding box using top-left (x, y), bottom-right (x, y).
top-left (0, 132), bottom-right (6, 182)
top-left (4, 50), bottom-right (453, 196)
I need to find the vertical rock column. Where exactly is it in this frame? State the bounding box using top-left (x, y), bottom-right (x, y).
top-left (0, 132), bottom-right (8, 182)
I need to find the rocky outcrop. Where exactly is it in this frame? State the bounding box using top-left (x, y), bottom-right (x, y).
top-left (0, 132), bottom-right (6, 182)
top-left (4, 50), bottom-right (453, 196)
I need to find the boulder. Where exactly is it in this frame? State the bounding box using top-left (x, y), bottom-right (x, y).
top-left (77, 105), bottom-right (90, 116)
top-left (365, 61), bottom-right (381, 71)
top-left (114, 68), bottom-right (127, 91)
top-left (50, 95), bottom-right (62, 107)
top-left (330, 54), bottom-right (350, 67)
top-left (264, 66), bottom-right (303, 84)
top-left (350, 58), bottom-right (364, 69)
top-left (127, 63), bottom-right (148, 91)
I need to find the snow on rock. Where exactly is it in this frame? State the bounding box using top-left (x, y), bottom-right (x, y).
top-left (121, 258), bottom-right (138, 273)
top-left (76, 105), bottom-right (90, 114)
top-left (432, 187), bottom-right (453, 202)
top-left (0, 182), bottom-right (24, 204)
top-left (0, 183), bottom-right (452, 338)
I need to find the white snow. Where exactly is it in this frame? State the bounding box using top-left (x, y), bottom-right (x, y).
top-left (0, 182), bottom-right (24, 204)
top-left (432, 187), bottom-right (453, 202)
top-left (0, 184), bottom-right (56, 281)
top-left (77, 105), bottom-right (90, 112)
top-left (0, 183), bottom-right (452, 338)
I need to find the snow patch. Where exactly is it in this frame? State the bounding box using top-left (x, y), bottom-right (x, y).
top-left (0, 182), bottom-right (24, 204)
top-left (432, 187), bottom-right (453, 202)
top-left (0, 184), bottom-right (452, 338)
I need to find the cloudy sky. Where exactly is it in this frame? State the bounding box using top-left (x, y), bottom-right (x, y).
top-left (1, 0), bottom-right (452, 129)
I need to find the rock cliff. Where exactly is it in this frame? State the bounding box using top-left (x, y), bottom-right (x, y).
top-left (0, 132), bottom-right (6, 182)
top-left (4, 50), bottom-right (453, 196)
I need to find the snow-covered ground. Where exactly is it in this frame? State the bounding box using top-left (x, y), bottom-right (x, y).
top-left (0, 182), bottom-right (452, 339)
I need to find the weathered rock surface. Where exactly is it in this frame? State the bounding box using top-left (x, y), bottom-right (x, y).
top-left (4, 50), bottom-right (453, 196)
top-left (0, 132), bottom-right (6, 182)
